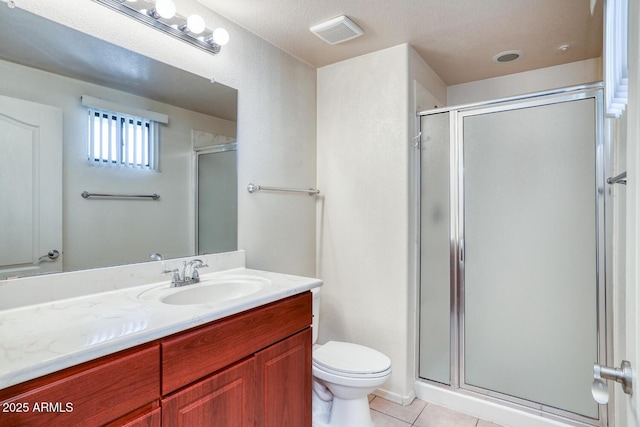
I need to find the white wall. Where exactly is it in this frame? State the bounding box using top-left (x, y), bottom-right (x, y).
top-left (410, 49), bottom-right (448, 110)
top-left (18, 0), bottom-right (317, 277)
top-left (317, 43), bottom-right (446, 402)
top-left (0, 58), bottom-right (235, 271)
top-left (447, 58), bottom-right (602, 105)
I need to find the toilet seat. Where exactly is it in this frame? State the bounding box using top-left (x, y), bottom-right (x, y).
top-left (313, 341), bottom-right (391, 378)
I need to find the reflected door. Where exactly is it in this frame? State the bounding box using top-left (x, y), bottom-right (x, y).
top-left (0, 95), bottom-right (62, 278)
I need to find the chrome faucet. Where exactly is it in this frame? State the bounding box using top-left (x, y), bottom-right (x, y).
top-left (163, 258), bottom-right (209, 287)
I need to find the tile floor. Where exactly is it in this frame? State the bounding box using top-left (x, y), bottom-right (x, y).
top-left (368, 395), bottom-right (504, 427)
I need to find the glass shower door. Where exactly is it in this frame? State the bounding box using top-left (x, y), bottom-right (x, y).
top-left (461, 97), bottom-right (600, 419)
top-left (196, 146), bottom-right (238, 254)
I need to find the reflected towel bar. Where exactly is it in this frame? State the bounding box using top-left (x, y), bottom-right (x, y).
top-left (607, 171), bottom-right (627, 185)
top-left (247, 183), bottom-right (320, 196)
top-left (81, 191), bottom-right (160, 200)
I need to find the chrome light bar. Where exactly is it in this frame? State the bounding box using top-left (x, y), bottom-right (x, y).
top-left (92, 0), bottom-right (225, 55)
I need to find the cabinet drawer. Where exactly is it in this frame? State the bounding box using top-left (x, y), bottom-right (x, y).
top-left (162, 292), bottom-right (311, 394)
top-left (0, 344), bottom-right (160, 426)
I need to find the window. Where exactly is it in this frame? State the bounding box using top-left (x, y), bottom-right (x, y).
top-left (82, 95), bottom-right (168, 171)
top-left (605, 0), bottom-right (629, 118)
top-left (88, 108), bottom-right (157, 170)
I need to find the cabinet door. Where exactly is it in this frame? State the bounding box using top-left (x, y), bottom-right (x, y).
top-left (105, 405), bottom-right (161, 427)
top-left (161, 358), bottom-right (255, 427)
top-left (255, 328), bottom-right (312, 427)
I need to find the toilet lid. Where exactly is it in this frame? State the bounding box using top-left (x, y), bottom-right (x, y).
top-left (313, 341), bottom-right (391, 375)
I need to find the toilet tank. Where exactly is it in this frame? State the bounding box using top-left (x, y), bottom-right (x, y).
top-left (311, 287), bottom-right (320, 344)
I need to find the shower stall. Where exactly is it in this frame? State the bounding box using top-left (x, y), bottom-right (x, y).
top-left (417, 84), bottom-right (610, 426)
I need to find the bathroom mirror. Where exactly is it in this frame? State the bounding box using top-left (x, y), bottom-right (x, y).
top-left (0, 6), bottom-right (238, 278)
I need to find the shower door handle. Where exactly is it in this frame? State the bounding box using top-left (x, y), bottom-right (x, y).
top-left (591, 361), bottom-right (633, 404)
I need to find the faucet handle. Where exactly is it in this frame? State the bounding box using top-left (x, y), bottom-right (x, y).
top-left (191, 261), bottom-right (208, 283)
top-left (190, 259), bottom-right (209, 271)
top-left (162, 268), bottom-right (182, 286)
top-left (161, 267), bottom-right (178, 275)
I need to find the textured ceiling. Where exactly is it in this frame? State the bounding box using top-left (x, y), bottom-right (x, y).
top-left (196, 0), bottom-right (603, 85)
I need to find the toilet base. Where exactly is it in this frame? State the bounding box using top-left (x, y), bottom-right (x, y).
top-left (312, 395), bottom-right (374, 427)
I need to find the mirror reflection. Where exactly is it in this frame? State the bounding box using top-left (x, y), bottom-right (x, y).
top-left (0, 6), bottom-right (238, 279)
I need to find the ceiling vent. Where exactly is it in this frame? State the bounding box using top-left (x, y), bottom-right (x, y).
top-left (310, 16), bottom-right (363, 45)
top-left (492, 50), bottom-right (523, 63)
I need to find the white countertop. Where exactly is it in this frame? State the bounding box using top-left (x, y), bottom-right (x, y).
top-left (0, 267), bottom-right (322, 390)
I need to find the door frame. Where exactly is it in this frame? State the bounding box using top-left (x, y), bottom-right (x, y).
top-left (620, 0), bottom-right (640, 424)
top-left (193, 142), bottom-right (237, 255)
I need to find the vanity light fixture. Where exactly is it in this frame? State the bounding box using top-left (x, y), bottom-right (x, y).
top-left (93, 0), bottom-right (229, 55)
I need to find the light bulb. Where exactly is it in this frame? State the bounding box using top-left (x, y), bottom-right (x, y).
top-left (155, 0), bottom-right (176, 19)
top-left (187, 14), bottom-right (206, 34)
top-left (212, 28), bottom-right (230, 46)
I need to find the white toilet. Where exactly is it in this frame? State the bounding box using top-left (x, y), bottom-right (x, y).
top-left (311, 288), bottom-right (392, 427)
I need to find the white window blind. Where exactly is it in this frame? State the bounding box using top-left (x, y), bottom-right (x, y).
top-left (82, 95), bottom-right (168, 171)
top-left (605, 0), bottom-right (629, 118)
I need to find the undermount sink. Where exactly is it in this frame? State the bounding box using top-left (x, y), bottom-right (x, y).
top-left (160, 277), bottom-right (267, 306)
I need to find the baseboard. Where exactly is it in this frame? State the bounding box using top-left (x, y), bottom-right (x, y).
top-left (373, 387), bottom-right (416, 406)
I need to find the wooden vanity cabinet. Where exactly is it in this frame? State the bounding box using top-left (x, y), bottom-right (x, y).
top-left (255, 328), bottom-right (311, 427)
top-left (160, 292), bottom-right (312, 427)
top-left (161, 357), bottom-right (256, 427)
top-left (0, 292), bottom-right (312, 427)
top-left (0, 344), bottom-right (161, 427)
top-left (160, 328), bottom-right (312, 427)
top-left (105, 404), bottom-right (161, 427)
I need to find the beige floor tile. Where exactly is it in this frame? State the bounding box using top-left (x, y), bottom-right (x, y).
top-left (370, 409), bottom-right (412, 427)
top-left (414, 403), bottom-right (478, 427)
top-left (370, 397), bottom-right (428, 424)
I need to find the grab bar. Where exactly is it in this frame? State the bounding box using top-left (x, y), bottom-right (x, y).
top-left (81, 191), bottom-right (160, 200)
top-left (247, 183), bottom-right (320, 196)
top-left (607, 171), bottom-right (627, 185)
